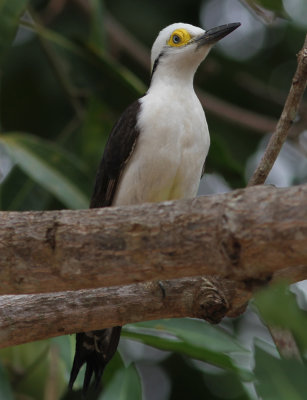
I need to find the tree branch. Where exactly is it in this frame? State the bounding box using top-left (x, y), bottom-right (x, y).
top-left (1, 263), bottom-right (307, 348)
top-left (0, 277), bottom-right (231, 348)
top-left (248, 34), bottom-right (307, 186)
top-left (196, 89), bottom-right (276, 134)
top-left (246, 34), bottom-right (307, 358)
top-left (1, 184), bottom-right (306, 296)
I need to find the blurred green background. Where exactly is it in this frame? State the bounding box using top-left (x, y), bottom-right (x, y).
top-left (0, 0), bottom-right (307, 399)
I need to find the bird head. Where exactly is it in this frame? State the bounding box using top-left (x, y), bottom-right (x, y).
top-left (150, 22), bottom-right (240, 84)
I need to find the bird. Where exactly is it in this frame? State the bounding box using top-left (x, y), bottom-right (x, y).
top-left (69, 21), bottom-right (240, 394)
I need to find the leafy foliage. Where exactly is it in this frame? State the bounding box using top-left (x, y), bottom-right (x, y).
top-left (0, 0), bottom-right (306, 399)
top-left (123, 319), bottom-right (252, 379)
top-left (0, 0), bottom-right (29, 65)
top-left (254, 283), bottom-right (307, 353)
top-left (254, 344), bottom-right (307, 399)
top-left (98, 363), bottom-right (142, 400)
top-left (1, 133), bottom-right (91, 209)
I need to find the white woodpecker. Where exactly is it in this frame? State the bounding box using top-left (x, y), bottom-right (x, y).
top-left (69, 21), bottom-right (240, 394)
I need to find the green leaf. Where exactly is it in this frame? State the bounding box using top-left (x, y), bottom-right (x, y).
top-left (100, 351), bottom-right (125, 388)
top-left (0, 0), bottom-right (28, 65)
top-left (254, 0), bottom-right (285, 14)
top-left (131, 319), bottom-right (247, 353)
top-left (0, 142), bottom-right (13, 183)
top-left (0, 340), bottom-right (50, 399)
top-left (254, 344), bottom-right (307, 399)
top-left (254, 283), bottom-right (307, 354)
top-left (203, 370), bottom-right (253, 400)
top-left (0, 133), bottom-right (90, 209)
top-left (0, 361), bottom-right (14, 400)
top-left (1, 172), bottom-right (52, 211)
top-left (122, 329), bottom-right (252, 380)
top-left (88, 0), bottom-right (106, 49)
top-left (98, 363), bottom-right (142, 400)
top-left (123, 319), bottom-right (252, 380)
top-left (50, 336), bottom-right (72, 379)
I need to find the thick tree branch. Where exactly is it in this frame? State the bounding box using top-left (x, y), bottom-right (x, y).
top-left (1, 184), bottom-right (306, 296)
top-left (248, 34), bottom-right (307, 186)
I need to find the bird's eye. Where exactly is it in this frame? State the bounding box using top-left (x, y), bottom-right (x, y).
top-left (168, 29), bottom-right (191, 47)
top-left (172, 34), bottom-right (181, 44)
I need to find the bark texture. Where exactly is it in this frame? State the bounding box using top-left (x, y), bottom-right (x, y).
top-left (1, 184), bottom-right (307, 296)
top-left (0, 184), bottom-right (307, 347)
top-left (0, 277), bottom-right (232, 347)
top-left (1, 264), bottom-right (307, 348)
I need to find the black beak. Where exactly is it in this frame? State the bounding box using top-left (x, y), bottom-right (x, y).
top-left (196, 22), bottom-right (241, 47)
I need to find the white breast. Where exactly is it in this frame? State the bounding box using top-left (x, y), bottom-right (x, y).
top-left (113, 85), bottom-right (210, 206)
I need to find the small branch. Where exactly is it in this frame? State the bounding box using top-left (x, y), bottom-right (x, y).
top-left (1, 264), bottom-right (307, 348)
top-left (196, 89), bottom-right (276, 134)
top-left (0, 276), bottom-right (232, 348)
top-left (267, 326), bottom-right (302, 361)
top-left (246, 34), bottom-right (307, 359)
top-left (0, 184), bottom-right (306, 295)
top-left (240, 0), bottom-right (276, 24)
top-left (104, 13), bottom-right (150, 71)
top-left (248, 34), bottom-right (307, 186)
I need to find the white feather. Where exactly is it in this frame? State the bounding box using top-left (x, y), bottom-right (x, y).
top-left (113, 23), bottom-right (212, 206)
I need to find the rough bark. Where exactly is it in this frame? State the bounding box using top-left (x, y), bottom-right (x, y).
top-left (0, 184), bottom-right (306, 296)
top-left (1, 264), bottom-right (307, 348)
top-left (0, 277), bottom-right (232, 347)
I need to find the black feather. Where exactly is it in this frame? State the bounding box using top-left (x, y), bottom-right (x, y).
top-left (90, 99), bottom-right (142, 208)
top-left (150, 51), bottom-right (164, 82)
top-left (69, 327), bottom-right (122, 394)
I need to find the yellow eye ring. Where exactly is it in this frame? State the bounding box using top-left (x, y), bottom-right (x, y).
top-left (168, 29), bottom-right (191, 47)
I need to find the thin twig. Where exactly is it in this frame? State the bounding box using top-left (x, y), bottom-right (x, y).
top-left (247, 34), bottom-right (307, 360)
top-left (196, 89), bottom-right (276, 134)
top-left (248, 34), bottom-right (307, 186)
top-left (267, 326), bottom-right (302, 361)
top-left (240, 0), bottom-right (276, 24)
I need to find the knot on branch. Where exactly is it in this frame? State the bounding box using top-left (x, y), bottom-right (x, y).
top-left (45, 219), bottom-right (59, 251)
top-left (299, 48), bottom-right (307, 65)
top-left (193, 277), bottom-right (231, 324)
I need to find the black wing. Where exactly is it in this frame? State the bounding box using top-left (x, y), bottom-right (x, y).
top-left (90, 99), bottom-right (142, 208)
top-left (69, 99), bottom-right (142, 395)
top-left (69, 327), bottom-right (122, 395)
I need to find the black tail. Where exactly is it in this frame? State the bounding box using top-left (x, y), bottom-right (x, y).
top-left (69, 326), bottom-right (122, 395)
